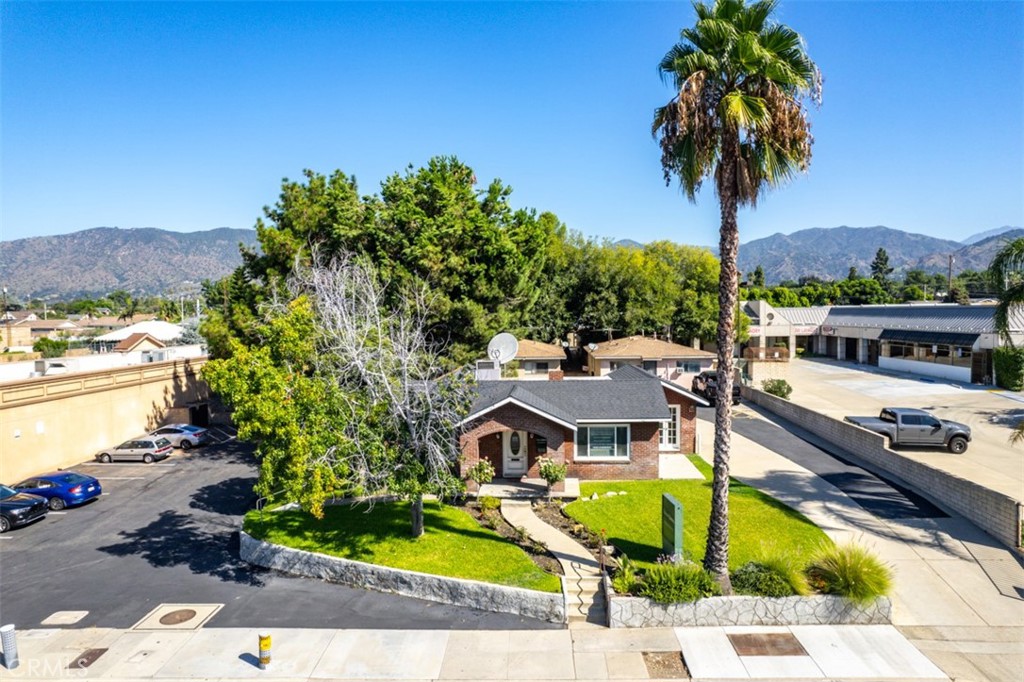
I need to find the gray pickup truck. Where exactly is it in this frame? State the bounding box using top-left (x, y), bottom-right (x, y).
top-left (845, 408), bottom-right (971, 454)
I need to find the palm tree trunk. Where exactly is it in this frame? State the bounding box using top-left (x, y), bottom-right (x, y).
top-left (705, 130), bottom-right (740, 593)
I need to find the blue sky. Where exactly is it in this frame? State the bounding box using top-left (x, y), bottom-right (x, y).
top-left (2, 1), bottom-right (1022, 247)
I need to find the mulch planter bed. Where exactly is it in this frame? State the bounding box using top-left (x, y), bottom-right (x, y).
top-left (643, 651), bottom-right (690, 679)
top-left (462, 501), bottom-right (563, 577)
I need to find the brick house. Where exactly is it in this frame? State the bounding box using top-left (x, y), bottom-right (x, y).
top-left (459, 365), bottom-right (708, 485)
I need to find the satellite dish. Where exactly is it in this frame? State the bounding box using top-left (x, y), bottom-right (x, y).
top-left (587, 343), bottom-right (599, 352)
top-left (487, 333), bottom-right (519, 365)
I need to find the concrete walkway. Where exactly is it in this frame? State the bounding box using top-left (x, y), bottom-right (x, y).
top-left (501, 500), bottom-right (604, 626)
top-left (0, 624), bottom-right (948, 681)
top-left (697, 412), bottom-right (1024, 682)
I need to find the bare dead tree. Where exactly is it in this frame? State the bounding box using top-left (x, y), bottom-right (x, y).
top-left (287, 253), bottom-right (474, 537)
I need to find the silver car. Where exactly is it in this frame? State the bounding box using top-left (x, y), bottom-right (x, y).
top-left (149, 424), bottom-right (210, 450)
top-left (95, 437), bottom-right (173, 463)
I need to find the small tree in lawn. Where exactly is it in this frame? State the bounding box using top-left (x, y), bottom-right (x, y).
top-left (537, 456), bottom-right (567, 502)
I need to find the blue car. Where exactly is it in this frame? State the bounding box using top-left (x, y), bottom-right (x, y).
top-left (13, 472), bottom-right (102, 511)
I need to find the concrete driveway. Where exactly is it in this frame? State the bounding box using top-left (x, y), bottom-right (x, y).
top-left (781, 357), bottom-right (1023, 502)
top-left (0, 438), bottom-right (558, 631)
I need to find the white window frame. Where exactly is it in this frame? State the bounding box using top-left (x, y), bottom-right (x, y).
top-left (675, 360), bottom-right (701, 373)
top-left (575, 424), bottom-right (631, 461)
top-left (659, 405), bottom-right (680, 451)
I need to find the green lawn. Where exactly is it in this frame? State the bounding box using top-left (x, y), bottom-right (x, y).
top-left (565, 455), bottom-right (829, 570)
top-left (244, 500), bottom-right (562, 593)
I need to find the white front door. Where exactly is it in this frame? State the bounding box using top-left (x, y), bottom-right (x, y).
top-left (502, 430), bottom-right (528, 477)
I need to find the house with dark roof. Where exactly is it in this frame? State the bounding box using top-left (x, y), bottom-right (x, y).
top-left (458, 365), bottom-right (708, 486)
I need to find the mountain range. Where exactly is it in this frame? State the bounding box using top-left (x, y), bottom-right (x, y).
top-left (0, 227), bottom-right (258, 299)
top-left (735, 225), bottom-right (1022, 284)
top-left (2, 224), bottom-right (1020, 299)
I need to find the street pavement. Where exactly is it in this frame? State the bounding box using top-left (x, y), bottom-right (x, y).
top-left (0, 439), bottom-right (555, 632)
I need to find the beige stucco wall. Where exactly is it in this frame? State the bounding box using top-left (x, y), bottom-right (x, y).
top-left (0, 358), bottom-right (208, 483)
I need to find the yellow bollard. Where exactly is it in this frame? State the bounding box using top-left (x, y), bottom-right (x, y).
top-left (258, 632), bottom-right (271, 670)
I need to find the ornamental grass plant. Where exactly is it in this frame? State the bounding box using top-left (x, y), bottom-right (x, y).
top-left (806, 542), bottom-right (893, 606)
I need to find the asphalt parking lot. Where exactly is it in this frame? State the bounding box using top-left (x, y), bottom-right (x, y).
top-left (0, 435), bottom-right (558, 631)
top-left (782, 358), bottom-right (1022, 502)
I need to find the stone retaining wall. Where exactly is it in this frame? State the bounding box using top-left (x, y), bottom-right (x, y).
top-left (742, 386), bottom-right (1023, 550)
top-left (607, 580), bottom-right (892, 628)
top-left (239, 531), bottom-right (567, 624)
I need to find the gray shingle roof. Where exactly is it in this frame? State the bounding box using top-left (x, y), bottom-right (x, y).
top-left (468, 375), bottom-right (670, 426)
top-left (607, 364), bottom-right (710, 406)
top-left (822, 304), bottom-right (1014, 333)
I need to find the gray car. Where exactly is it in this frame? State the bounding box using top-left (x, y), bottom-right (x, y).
top-left (148, 424), bottom-right (210, 450)
top-left (95, 437), bottom-right (173, 463)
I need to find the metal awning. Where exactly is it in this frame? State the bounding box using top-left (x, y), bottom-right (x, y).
top-left (878, 329), bottom-right (979, 346)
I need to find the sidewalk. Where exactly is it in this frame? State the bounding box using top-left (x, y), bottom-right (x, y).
top-left (1, 623), bottom-right (947, 681)
top-left (697, 413), bottom-right (1024, 682)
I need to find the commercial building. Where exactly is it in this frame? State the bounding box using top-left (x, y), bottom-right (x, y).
top-left (741, 301), bottom-right (1023, 385)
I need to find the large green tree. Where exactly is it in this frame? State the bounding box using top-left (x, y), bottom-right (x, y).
top-left (653, 0), bottom-right (820, 587)
top-left (202, 157), bottom-right (552, 365)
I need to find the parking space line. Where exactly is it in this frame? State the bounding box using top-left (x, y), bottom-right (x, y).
top-left (98, 477), bottom-right (145, 480)
top-left (48, 511), bottom-right (67, 515)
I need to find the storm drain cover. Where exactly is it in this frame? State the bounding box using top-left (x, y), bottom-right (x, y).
top-left (728, 633), bottom-right (807, 656)
top-left (159, 608), bottom-right (197, 625)
top-left (69, 648), bottom-right (107, 669)
top-left (132, 604), bottom-right (223, 631)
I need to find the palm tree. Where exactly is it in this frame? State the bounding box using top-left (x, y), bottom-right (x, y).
top-left (990, 237), bottom-right (1024, 445)
top-left (653, 0), bottom-right (820, 588)
top-left (991, 237), bottom-right (1024, 346)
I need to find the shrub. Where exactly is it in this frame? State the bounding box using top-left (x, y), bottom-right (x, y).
top-left (478, 495), bottom-right (501, 512)
top-left (731, 562), bottom-right (797, 598)
top-left (466, 460), bottom-right (496, 486)
top-left (635, 563), bottom-right (721, 604)
top-left (994, 347), bottom-right (1024, 391)
top-left (33, 337), bottom-right (69, 359)
top-left (754, 546), bottom-right (810, 595)
top-left (611, 554), bottom-right (640, 595)
top-left (537, 456), bottom-right (567, 487)
top-left (806, 543), bottom-right (892, 606)
top-left (762, 378), bottom-right (793, 400)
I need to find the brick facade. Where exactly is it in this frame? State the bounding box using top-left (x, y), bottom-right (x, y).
top-left (664, 388), bottom-right (698, 453)
top-left (459, 383), bottom-right (702, 483)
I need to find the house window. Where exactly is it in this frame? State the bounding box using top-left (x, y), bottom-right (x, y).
top-left (660, 405), bottom-right (680, 449)
top-left (534, 361), bottom-right (549, 373)
top-left (642, 360), bottom-right (658, 373)
top-left (576, 425), bottom-right (630, 459)
top-left (675, 361), bottom-right (701, 372)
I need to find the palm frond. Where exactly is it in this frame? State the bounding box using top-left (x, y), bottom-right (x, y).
top-left (1010, 420), bottom-right (1024, 446)
top-left (994, 280), bottom-right (1024, 345)
top-left (990, 238), bottom-right (1024, 294)
top-left (722, 90), bottom-right (770, 130)
top-left (736, 0), bottom-right (778, 33)
top-left (713, 0), bottom-right (745, 24)
top-left (659, 43), bottom-right (697, 78)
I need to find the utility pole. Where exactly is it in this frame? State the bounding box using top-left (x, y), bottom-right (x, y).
top-left (2, 287), bottom-right (11, 350)
top-left (947, 255), bottom-right (955, 301)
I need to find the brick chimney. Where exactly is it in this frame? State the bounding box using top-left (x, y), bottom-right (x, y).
top-left (548, 369), bottom-right (565, 381)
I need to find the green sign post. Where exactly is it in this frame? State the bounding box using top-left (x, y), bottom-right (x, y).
top-left (661, 493), bottom-right (683, 561)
